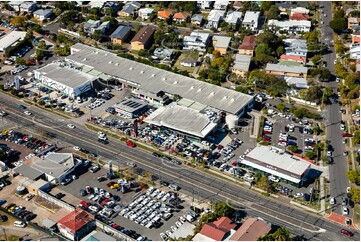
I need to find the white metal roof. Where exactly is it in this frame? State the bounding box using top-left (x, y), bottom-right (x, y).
top-left (243, 11), bottom-right (260, 24)
top-left (244, 146), bottom-right (311, 176)
top-left (67, 43), bottom-right (254, 114)
top-left (268, 19), bottom-right (311, 28)
top-left (213, 35), bottom-right (231, 48)
top-left (266, 63), bottom-right (308, 74)
top-left (233, 54), bottom-right (251, 72)
top-left (144, 103), bottom-right (218, 138)
top-left (0, 31), bottom-right (26, 51)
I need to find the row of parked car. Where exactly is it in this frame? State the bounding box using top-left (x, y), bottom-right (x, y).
top-left (2, 202), bottom-right (37, 222)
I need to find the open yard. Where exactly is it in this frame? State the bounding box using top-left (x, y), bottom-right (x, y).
top-left (174, 51), bottom-right (199, 73)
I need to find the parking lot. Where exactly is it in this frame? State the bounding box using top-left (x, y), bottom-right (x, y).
top-left (58, 164), bottom-right (196, 241)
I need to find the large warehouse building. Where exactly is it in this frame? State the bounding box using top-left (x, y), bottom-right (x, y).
top-left (0, 30), bottom-right (26, 52)
top-left (34, 63), bottom-right (97, 98)
top-left (66, 43), bottom-right (255, 117)
top-left (241, 146), bottom-right (312, 187)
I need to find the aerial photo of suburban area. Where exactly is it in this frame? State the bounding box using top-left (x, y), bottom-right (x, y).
top-left (0, 0), bottom-right (359, 241)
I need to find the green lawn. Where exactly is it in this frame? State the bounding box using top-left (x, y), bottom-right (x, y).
top-left (174, 51), bottom-right (199, 73)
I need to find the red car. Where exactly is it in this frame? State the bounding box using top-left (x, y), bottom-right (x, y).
top-left (263, 130), bottom-right (272, 135)
top-left (340, 229), bottom-right (353, 237)
top-left (341, 133), bottom-right (353, 137)
top-left (106, 181), bottom-right (116, 187)
top-left (231, 161), bottom-right (237, 166)
top-left (79, 200), bottom-right (88, 208)
top-left (100, 198), bottom-right (111, 206)
top-left (278, 140), bottom-right (287, 143)
top-left (217, 144), bottom-right (223, 150)
top-left (126, 140), bottom-right (136, 147)
top-left (111, 224), bottom-right (119, 229)
top-left (262, 137), bottom-right (271, 142)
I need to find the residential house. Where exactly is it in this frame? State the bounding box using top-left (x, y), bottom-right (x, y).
top-left (285, 77), bottom-right (309, 89)
top-left (57, 208), bottom-right (95, 241)
top-left (242, 11), bottom-right (260, 31)
top-left (346, 8), bottom-right (358, 16)
top-left (33, 8), bottom-right (53, 21)
top-left (193, 217), bottom-right (237, 241)
top-left (290, 7), bottom-right (310, 15)
top-left (350, 44), bottom-right (360, 59)
top-left (280, 54), bottom-right (306, 65)
top-left (229, 218), bottom-right (272, 241)
top-left (89, 1), bottom-right (104, 9)
top-left (110, 25), bottom-right (132, 45)
top-left (180, 57), bottom-right (197, 67)
top-left (125, 1), bottom-right (142, 9)
top-left (206, 10), bottom-right (225, 29)
top-left (83, 20), bottom-right (101, 35)
top-left (225, 11), bottom-right (243, 26)
top-left (19, 2), bottom-right (37, 13)
top-left (265, 63), bottom-right (308, 77)
top-left (352, 32), bottom-right (360, 44)
top-left (232, 54), bottom-right (251, 78)
top-left (214, 0), bottom-right (230, 10)
top-left (233, 1), bottom-right (243, 10)
top-left (8, 1), bottom-right (21, 12)
top-left (283, 39), bottom-right (308, 57)
top-left (96, 21), bottom-right (110, 34)
top-left (212, 35), bottom-right (231, 55)
top-left (197, 1), bottom-right (214, 10)
top-left (101, 2), bottom-right (120, 15)
top-left (276, 2), bottom-right (309, 12)
top-left (348, 17), bottom-right (360, 30)
top-left (183, 32), bottom-right (211, 51)
top-left (290, 13), bottom-right (310, 21)
top-left (130, 25), bottom-right (156, 51)
top-left (158, 10), bottom-right (172, 20)
top-left (191, 14), bottom-right (203, 26)
top-left (173, 12), bottom-right (189, 23)
top-left (152, 48), bottom-right (174, 63)
top-left (138, 8), bottom-right (154, 20)
top-left (118, 4), bottom-right (137, 17)
top-left (238, 35), bottom-right (257, 56)
top-left (268, 20), bottom-right (311, 33)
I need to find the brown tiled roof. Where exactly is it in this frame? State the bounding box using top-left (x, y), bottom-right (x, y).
top-left (229, 218), bottom-right (271, 241)
top-left (200, 217), bottom-right (237, 241)
top-left (173, 12), bottom-right (188, 19)
top-left (290, 13), bottom-right (310, 21)
top-left (58, 208), bottom-right (94, 234)
top-left (131, 26), bottom-right (155, 44)
top-left (238, 36), bottom-right (257, 51)
top-left (158, 10), bottom-right (172, 18)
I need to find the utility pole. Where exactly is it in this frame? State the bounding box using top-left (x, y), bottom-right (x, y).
top-left (2, 228), bottom-right (8, 241)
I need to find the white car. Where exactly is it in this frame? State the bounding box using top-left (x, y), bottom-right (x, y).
top-left (340, 124), bottom-right (345, 130)
top-left (330, 197), bottom-right (336, 205)
top-left (268, 175), bottom-right (280, 183)
top-left (342, 207), bottom-right (349, 215)
top-left (293, 193), bottom-right (304, 198)
top-left (67, 124), bottom-right (76, 129)
top-left (24, 111), bottom-right (32, 116)
top-left (73, 146), bottom-right (81, 151)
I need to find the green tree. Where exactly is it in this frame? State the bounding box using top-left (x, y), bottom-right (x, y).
top-left (15, 57), bottom-right (26, 65)
top-left (37, 99), bottom-right (45, 105)
top-left (305, 151), bottom-right (315, 160)
top-left (349, 10), bottom-right (360, 17)
top-left (260, 1), bottom-right (275, 11)
top-left (10, 16), bottom-right (27, 27)
top-left (268, 5), bottom-right (280, 20)
top-left (346, 169), bottom-right (360, 185)
top-left (288, 145), bottom-right (298, 153)
top-left (92, 30), bottom-right (102, 41)
top-left (329, 18), bottom-right (347, 34)
top-left (272, 228), bottom-right (291, 241)
top-left (276, 103), bottom-right (286, 112)
top-left (213, 202), bottom-right (235, 218)
top-left (256, 43), bottom-right (272, 56)
top-left (350, 188), bottom-right (360, 204)
top-left (311, 55), bottom-right (322, 65)
top-left (257, 176), bottom-right (271, 192)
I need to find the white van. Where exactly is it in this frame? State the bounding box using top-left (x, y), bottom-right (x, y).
top-left (76, 96), bottom-right (82, 103)
top-left (14, 221), bottom-right (26, 228)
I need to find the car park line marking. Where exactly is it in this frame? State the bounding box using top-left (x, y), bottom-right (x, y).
top-left (0, 103), bottom-right (335, 234)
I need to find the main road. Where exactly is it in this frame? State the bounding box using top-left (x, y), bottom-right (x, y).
top-left (320, 1), bottom-right (350, 216)
top-left (0, 93), bottom-right (358, 241)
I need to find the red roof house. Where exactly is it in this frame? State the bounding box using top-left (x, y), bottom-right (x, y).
top-left (199, 217), bottom-right (237, 241)
top-left (238, 35), bottom-right (257, 55)
top-left (57, 208), bottom-right (95, 241)
top-left (157, 10), bottom-right (172, 19)
top-left (280, 54), bottom-right (307, 64)
top-left (229, 218), bottom-right (272, 241)
top-left (173, 12), bottom-right (189, 23)
top-left (290, 13), bottom-right (310, 21)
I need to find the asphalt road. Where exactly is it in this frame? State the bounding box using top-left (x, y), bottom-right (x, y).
top-left (0, 93), bottom-right (359, 241)
top-left (320, 1), bottom-right (350, 216)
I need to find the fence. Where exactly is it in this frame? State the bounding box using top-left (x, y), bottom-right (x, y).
top-left (95, 220), bottom-right (133, 241)
top-left (58, 28), bottom-right (80, 37)
top-left (38, 190), bottom-right (75, 212)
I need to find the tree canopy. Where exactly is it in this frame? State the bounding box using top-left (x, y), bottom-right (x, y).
top-left (346, 169), bottom-right (360, 186)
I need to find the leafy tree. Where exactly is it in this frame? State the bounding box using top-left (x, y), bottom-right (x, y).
top-left (353, 129), bottom-right (360, 145)
top-left (329, 18), bottom-right (347, 34)
top-left (235, 86), bottom-right (250, 94)
top-left (311, 55), bottom-right (322, 64)
top-left (276, 103), bottom-right (286, 112)
top-left (92, 30), bottom-right (102, 41)
top-left (276, 46), bottom-right (284, 57)
top-left (349, 10), bottom-right (360, 17)
top-left (346, 169), bottom-right (360, 185)
top-left (350, 188), bottom-right (360, 204)
top-left (305, 151), bottom-right (315, 160)
top-left (37, 100), bottom-right (45, 105)
top-left (260, 1), bottom-right (275, 11)
top-left (334, 9), bottom-right (345, 19)
top-left (288, 145), bottom-right (298, 153)
top-left (268, 5), bottom-right (280, 20)
top-left (15, 57), bottom-right (26, 65)
top-left (272, 228), bottom-right (291, 241)
top-left (213, 202), bottom-right (235, 218)
top-left (257, 176), bottom-right (272, 192)
top-left (256, 44), bottom-right (272, 56)
top-left (11, 16), bottom-right (27, 27)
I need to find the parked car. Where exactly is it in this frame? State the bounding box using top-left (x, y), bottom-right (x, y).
top-left (126, 140), bottom-right (136, 147)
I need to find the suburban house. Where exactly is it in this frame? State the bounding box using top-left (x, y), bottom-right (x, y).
top-left (89, 1), bottom-right (105, 9)
top-left (8, 1), bottom-right (21, 11)
top-left (238, 35), bottom-right (257, 56)
top-left (285, 77), bottom-right (309, 89)
top-left (19, 2), bottom-right (37, 13)
top-left (229, 218), bottom-right (272, 241)
top-left (138, 8), bottom-right (154, 20)
top-left (283, 38), bottom-right (308, 57)
top-left (265, 63), bottom-right (308, 77)
top-left (83, 20), bottom-right (101, 35)
top-left (180, 57), bottom-right (197, 67)
top-left (225, 11), bottom-right (243, 26)
top-left (193, 217), bottom-right (237, 241)
top-left (33, 8), bottom-right (53, 21)
top-left (290, 13), bottom-right (310, 21)
top-left (197, 1), bottom-right (214, 10)
top-left (232, 54), bottom-right (252, 78)
top-left (346, 8), bottom-right (358, 16)
top-left (242, 11), bottom-right (260, 31)
top-left (183, 32), bottom-right (211, 51)
top-left (233, 1), bottom-right (243, 10)
top-left (290, 7), bottom-right (310, 15)
top-left (57, 208), bottom-right (95, 241)
top-left (191, 14), bottom-right (203, 25)
top-left (101, 2), bottom-right (120, 15)
top-left (348, 17), bottom-right (360, 30)
top-left (96, 21), bottom-right (110, 34)
top-left (350, 43), bottom-right (360, 59)
top-left (352, 33), bottom-right (360, 44)
top-left (110, 25), bottom-right (132, 45)
top-left (214, 0), bottom-right (230, 10)
top-left (268, 20), bottom-right (311, 33)
top-left (118, 4), bottom-right (137, 17)
top-left (157, 10), bottom-right (172, 20)
top-left (212, 35), bottom-right (231, 55)
top-left (206, 10), bottom-right (225, 29)
top-left (152, 48), bottom-right (174, 63)
top-left (280, 54), bottom-right (306, 65)
top-left (125, 1), bottom-right (142, 9)
top-left (173, 12), bottom-right (189, 23)
top-left (130, 25), bottom-right (156, 51)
